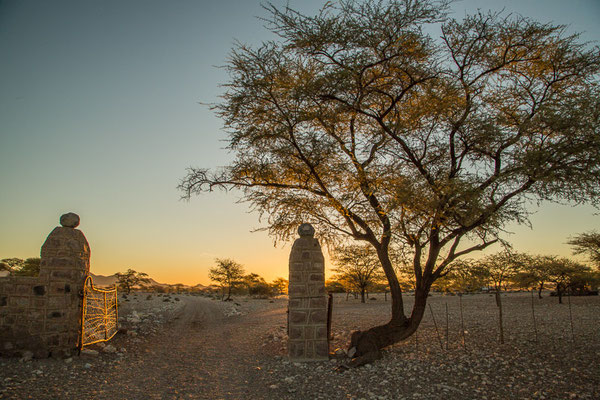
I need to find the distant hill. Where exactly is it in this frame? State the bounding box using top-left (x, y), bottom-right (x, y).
top-left (89, 273), bottom-right (118, 287)
top-left (88, 272), bottom-right (205, 290)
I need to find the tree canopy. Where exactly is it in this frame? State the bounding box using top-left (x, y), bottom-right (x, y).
top-left (209, 258), bottom-right (245, 301)
top-left (331, 244), bottom-right (386, 302)
top-left (181, 0), bottom-right (600, 361)
top-left (115, 269), bottom-right (151, 294)
top-left (568, 231), bottom-right (600, 267)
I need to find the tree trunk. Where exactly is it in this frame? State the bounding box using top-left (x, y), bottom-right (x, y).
top-left (495, 290), bottom-right (504, 344)
top-left (346, 245), bottom-right (432, 367)
top-left (557, 284), bottom-right (563, 304)
top-left (348, 286), bottom-right (427, 367)
top-left (360, 289), bottom-right (366, 303)
top-left (538, 282), bottom-right (544, 299)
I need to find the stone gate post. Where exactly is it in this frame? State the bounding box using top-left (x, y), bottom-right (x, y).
top-left (288, 223), bottom-right (329, 361)
top-left (0, 212), bottom-right (90, 358)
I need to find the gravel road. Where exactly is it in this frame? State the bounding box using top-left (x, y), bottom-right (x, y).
top-left (1, 292), bottom-right (599, 400)
top-left (0, 295), bottom-right (286, 399)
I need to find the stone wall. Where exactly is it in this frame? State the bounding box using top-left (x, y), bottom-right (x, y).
top-left (0, 213), bottom-right (90, 358)
top-left (288, 223), bottom-right (329, 361)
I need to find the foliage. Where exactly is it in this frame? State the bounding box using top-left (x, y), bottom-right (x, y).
top-left (568, 231), bottom-right (600, 267)
top-left (325, 279), bottom-right (347, 293)
top-left (435, 259), bottom-right (489, 292)
top-left (0, 257), bottom-right (41, 276)
top-left (479, 251), bottom-right (524, 291)
top-left (0, 258), bottom-right (24, 272)
top-left (331, 244), bottom-right (386, 302)
top-left (544, 257), bottom-right (593, 303)
top-left (242, 273), bottom-right (271, 297)
top-left (115, 269), bottom-right (151, 294)
top-left (180, 0), bottom-right (600, 354)
top-left (209, 258), bottom-right (245, 301)
top-left (270, 277), bottom-right (289, 294)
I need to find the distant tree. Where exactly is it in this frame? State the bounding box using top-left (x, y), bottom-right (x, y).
top-left (173, 283), bottom-right (186, 293)
top-left (438, 259), bottom-right (489, 293)
top-left (1, 258), bottom-right (24, 272)
top-left (479, 251), bottom-right (523, 344)
top-left (13, 258), bottom-right (41, 277)
top-left (243, 273), bottom-right (271, 297)
top-left (270, 277), bottom-right (289, 295)
top-left (325, 279), bottom-right (347, 294)
top-left (512, 254), bottom-right (552, 298)
top-left (0, 258), bottom-right (41, 277)
top-left (115, 269), bottom-right (151, 294)
top-left (545, 258), bottom-right (592, 303)
top-left (568, 231), bottom-right (600, 268)
top-left (209, 258), bottom-right (245, 301)
top-left (332, 244), bottom-right (386, 303)
top-left (180, 0), bottom-right (600, 359)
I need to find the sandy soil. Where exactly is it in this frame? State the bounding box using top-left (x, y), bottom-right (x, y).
top-left (0, 291), bottom-right (598, 399)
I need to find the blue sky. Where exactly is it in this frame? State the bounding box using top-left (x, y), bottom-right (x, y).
top-left (1, 0), bottom-right (599, 285)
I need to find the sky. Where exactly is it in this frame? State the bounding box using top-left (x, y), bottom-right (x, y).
top-left (1, 0), bottom-right (599, 285)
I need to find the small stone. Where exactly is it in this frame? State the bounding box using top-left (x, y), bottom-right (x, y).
top-left (64, 358), bottom-right (73, 364)
top-left (103, 345), bottom-right (117, 353)
top-left (60, 212), bottom-right (80, 228)
top-left (269, 384), bottom-right (279, 389)
top-left (20, 351), bottom-right (33, 362)
top-left (80, 349), bottom-right (99, 357)
top-left (84, 363), bottom-right (92, 369)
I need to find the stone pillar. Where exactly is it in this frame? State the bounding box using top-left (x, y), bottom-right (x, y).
top-left (288, 223), bottom-right (328, 361)
top-left (0, 212), bottom-right (90, 358)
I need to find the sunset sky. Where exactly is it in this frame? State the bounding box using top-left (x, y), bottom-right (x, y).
top-left (1, 0), bottom-right (599, 286)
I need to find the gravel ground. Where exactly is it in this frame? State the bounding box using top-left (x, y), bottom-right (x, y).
top-left (0, 291), bottom-right (598, 399)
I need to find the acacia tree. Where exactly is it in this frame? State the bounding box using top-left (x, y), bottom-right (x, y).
top-left (512, 254), bottom-right (552, 298)
top-left (568, 231), bottom-right (600, 267)
top-left (181, 0), bottom-right (600, 363)
top-left (479, 251), bottom-right (523, 343)
top-left (437, 259), bottom-right (489, 293)
top-left (209, 258), bottom-right (245, 301)
top-left (115, 269), bottom-right (151, 294)
top-left (545, 257), bottom-right (591, 304)
top-left (332, 244), bottom-right (386, 303)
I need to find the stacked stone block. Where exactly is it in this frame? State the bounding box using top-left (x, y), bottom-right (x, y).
top-left (288, 223), bottom-right (329, 361)
top-left (0, 213), bottom-right (90, 358)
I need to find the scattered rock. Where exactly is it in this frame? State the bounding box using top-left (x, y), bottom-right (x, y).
top-left (103, 345), bottom-right (117, 353)
top-left (19, 351), bottom-right (33, 362)
top-left (80, 349), bottom-right (99, 357)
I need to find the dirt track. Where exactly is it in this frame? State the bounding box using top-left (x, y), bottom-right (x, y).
top-left (0, 296), bottom-right (287, 400)
top-left (1, 292), bottom-right (599, 399)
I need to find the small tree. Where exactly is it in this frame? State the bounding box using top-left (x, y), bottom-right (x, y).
top-left (115, 269), bottom-right (151, 294)
top-left (270, 277), bottom-right (289, 295)
top-left (209, 258), bottom-right (245, 301)
top-left (243, 273), bottom-right (271, 297)
top-left (439, 259), bottom-right (489, 293)
top-left (568, 231), bottom-right (600, 268)
top-left (512, 254), bottom-right (552, 298)
top-left (0, 258), bottom-right (24, 273)
top-left (1, 257), bottom-right (41, 276)
top-left (332, 244), bottom-right (386, 303)
top-left (545, 258), bottom-right (591, 303)
top-left (479, 251), bottom-right (522, 344)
